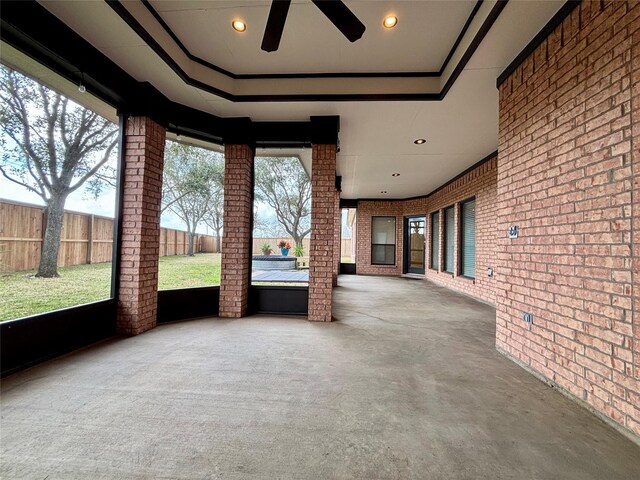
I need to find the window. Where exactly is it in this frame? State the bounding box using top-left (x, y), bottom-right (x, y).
top-left (341, 208), bottom-right (356, 264)
top-left (443, 206), bottom-right (455, 273)
top-left (460, 199), bottom-right (476, 278)
top-left (430, 211), bottom-right (440, 270)
top-left (371, 216), bottom-right (396, 265)
top-left (158, 140), bottom-right (224, 290)
top-left (0, 65), bottom-right (118, 321)
top-left (252, 156), bottom-right (311, 286)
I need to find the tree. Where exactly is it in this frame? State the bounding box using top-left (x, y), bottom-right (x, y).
top-left (162, 141), bottom-right (224, 256)
top-left (0, 66), bottom-right (118, 277)
top-left (254, 156), bottom-right (311, 246)
top-left (202, 188), bottom-right (224, 253)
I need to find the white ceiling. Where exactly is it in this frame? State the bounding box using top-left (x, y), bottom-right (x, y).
top-left (149, 0), bottom-right (476, 74)
top-left (26, 0), bottom-right (564, 199)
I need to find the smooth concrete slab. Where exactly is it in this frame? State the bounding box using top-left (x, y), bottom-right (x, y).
top-left (1, 275), bottom-right (639, 479)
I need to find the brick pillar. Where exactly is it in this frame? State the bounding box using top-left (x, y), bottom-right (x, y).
top-left (333, 189), bottom-right (340, 286)
top-left (117, 116), bottom-right (165, 335)
top-left (219, 144), bottom-right (254, 318)
top-left (308, 144), bottom-right (337, 322)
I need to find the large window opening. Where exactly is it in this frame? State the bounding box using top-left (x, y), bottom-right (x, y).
top-left (430, 211), bottom-right (440, 270)
top-left (371, 216), bottom-right (396, 265)
top-left (0, 65), bottom-right (118, 321)
top-left (341, 208), bottom-right (356, 263)
top-left (252, 155), bottom-right (310, 286)
top-left (158, 139), bottom-right (224, 290)
top-left (443, 206), bottom-right (455, 273)
top-left (460, 198), bottom-right (476, 278)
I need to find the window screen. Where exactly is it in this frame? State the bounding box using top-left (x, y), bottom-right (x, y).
top-left (443, 206), bottom-right (455, 273)
top-left (460, 199), bottom-right (476, 278)
top-left (430, 211), bottom-right (439, 270)
top-left (371, 216), bottom-right (396, 265)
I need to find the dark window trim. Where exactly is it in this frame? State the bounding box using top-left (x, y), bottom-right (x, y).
top-left (371, 216), bottom-right (397, 266)
top-left (459, 197), bottom-right (477, 279)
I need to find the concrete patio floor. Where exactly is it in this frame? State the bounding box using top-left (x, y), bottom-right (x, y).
top-left (1, 275), bottom-right (639, 479)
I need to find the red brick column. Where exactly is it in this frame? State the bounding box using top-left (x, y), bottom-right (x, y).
top-left (117, 116), bottom-right (165, 335)
top-left (333, 189), bottom-right (340, 286)
top-left (219, 144), bottom-right (254, 318)
top-left (309, 144), bottom-right (337, 321)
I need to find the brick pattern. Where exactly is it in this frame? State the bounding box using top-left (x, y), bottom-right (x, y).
top-left (117, 116), bottom-right (165, 336)
top-left (309, 144), bottom-right (337, 322)
top-left (497, 0), bottom-right (640, 436)
top-left (333, 189), bottom-right (341, 286)
top-left (355, 201), bottom-right (405, 276)
top-left (632, 9), bottom-right (640, 414)
top-left (425, 158), bottom-right (498, 304)
top-left (219, 144), bottom-right (254, 318)
top-left (355, 158), bottom-right (497, 304)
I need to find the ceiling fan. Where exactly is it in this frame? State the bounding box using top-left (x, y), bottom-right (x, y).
top-left (261, 0), bottom-right (366, 52)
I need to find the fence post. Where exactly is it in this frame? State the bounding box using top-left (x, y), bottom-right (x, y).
top-left (86, 214), bottom-right (94, 264)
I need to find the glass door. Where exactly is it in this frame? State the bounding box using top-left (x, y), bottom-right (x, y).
top-left (404, 217), bottom-right (426, 274)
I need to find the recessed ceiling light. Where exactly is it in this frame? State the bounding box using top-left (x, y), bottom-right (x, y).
top-left (414, 138), bottom-right (426, 144)
top-left (383, 15), bottom-right (398, 29)
top-left (232, 20), bottom-right (247, 32)
top-left (392, 173), bottom-right (400, 177)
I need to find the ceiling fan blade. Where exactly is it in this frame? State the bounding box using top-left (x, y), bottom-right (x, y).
top-left (261, 0), bottom-right (291, 52)
top-left (311, 0), bottom-right (365, 43)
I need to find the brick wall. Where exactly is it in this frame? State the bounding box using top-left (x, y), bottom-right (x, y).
top-left (117, 116), bottom-right (165, 336)
top-left (219, 144), bottom-right (254, 318)
top-left (309, 144), bottom-right (337, 322)
top-left (425, 158), bottom-right (498, 304)
top-left (354, 158), bottom-right (497, 304)
top-left (355, 201), bottom-right (405, 276)
top-left (497, 0), bottom-right (639, 437)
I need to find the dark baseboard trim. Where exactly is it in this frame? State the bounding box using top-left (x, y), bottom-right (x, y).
top-left (157, 286), bottom-right (220, 323)
top-left (249, 286), bottom-right (309, 315)
top-left (1, 299), bottom-right (116, 377)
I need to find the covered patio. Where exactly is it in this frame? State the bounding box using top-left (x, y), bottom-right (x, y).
top-left (2, 275), bottom-right (639, 479)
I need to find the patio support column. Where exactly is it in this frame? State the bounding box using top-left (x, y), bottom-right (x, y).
top-left (219, 143), bottom-right (254, 318)
top-left (308, 143), bottom-right (338, 321)
top-left (117, 116), bottom-right (166, 335)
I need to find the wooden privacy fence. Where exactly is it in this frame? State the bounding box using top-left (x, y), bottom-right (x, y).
top-left (0, 199), bottom-right (354, 274)
top-left (0, 200), bottom-right (218, 274)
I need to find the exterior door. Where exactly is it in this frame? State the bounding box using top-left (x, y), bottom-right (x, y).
top-left (404, 217), bottom-right (426, 274)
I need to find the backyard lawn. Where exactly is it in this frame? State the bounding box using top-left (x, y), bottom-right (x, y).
top-left (0, 253), bottom-right (221, 322)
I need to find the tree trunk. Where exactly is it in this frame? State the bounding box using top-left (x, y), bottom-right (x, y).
top-left (37, 194), bottom-right (67, 277)
top-left (187, 230), bottom-right (195, 256)
top-left (215, 227), bottom-right (221, 253)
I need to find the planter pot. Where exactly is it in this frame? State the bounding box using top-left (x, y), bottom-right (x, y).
top-left (280, 248), bottom-right (289, 256)
top-left (262, 251), bottom-right (272, 256)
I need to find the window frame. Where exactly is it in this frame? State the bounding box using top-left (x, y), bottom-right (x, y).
top-left (459, 197), bottom-right (476, 279)
top-left (370, 216), bottom-right (397, 266)
top-left (443, 205), bottom-right (455, 274)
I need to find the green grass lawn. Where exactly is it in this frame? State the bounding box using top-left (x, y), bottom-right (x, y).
top-left (0, 253), bottom-right (221, 322)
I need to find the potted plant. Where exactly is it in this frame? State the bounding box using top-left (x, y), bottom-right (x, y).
top-left (277, 240), bottom-right (291, 256)
top-left (261, 242), bottom-right (273, 255)
top-left (294, 244), bottom-right (304, 257)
